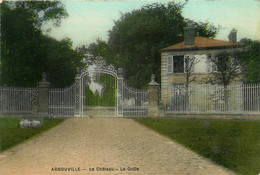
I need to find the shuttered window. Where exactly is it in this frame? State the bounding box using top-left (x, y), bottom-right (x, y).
top-left (167, 56), bottom-right (173, 73)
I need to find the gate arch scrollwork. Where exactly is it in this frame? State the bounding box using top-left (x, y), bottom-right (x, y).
top-left (75, 56), bottom-right (122, 117)
top-left (79, 56), bottom-right (118, 78)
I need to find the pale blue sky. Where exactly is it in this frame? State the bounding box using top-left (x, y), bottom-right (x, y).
top-left (44, 0), bottom-right (260, 48)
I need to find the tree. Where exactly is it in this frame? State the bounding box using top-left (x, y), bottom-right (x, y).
top-left (76, 39), bottom-right (109, 58)
top-left (5, 1), bottom-right (68, 29)
top-left (238, 39), bottom-right (260, 83)
top-left (107, 2), bottom-right (218, 88)
top-left (38, 37), bottom-right (84, 88)
top-left (183, 56), bottom-right (200, 110)
top-left (183, 56), bottom-right (200, 88)
top-left (0, 1), bottom-right (83, 88)
top-left (185, 19), bottom-right (219, 39)
top-left (171, 55), bottom-right (200, 110)
top-left (87, 39), bottom-right (109, 57)
top-left (206, 52), bottom-right (241, 87)
top-left (206, 52), bottom-right (241, 110)
top-left (1, 2), bottom-right (43, 87)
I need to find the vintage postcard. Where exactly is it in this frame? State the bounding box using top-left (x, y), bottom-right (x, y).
top-left (0, 0), bottom-right (259, 175)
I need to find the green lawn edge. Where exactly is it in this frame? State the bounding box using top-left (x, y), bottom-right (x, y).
top-left (0, 118), bottom-right (65, 153)
top-left (135, 118), bottom-right (260, 175)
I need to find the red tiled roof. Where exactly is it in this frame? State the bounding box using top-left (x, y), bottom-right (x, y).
top-left (161, 36), bottom-right (243, 51)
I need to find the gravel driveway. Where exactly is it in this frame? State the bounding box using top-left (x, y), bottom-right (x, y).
top-left (0, 118), bottom-right (237, 175)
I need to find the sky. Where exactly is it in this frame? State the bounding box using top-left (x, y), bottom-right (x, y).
top-left (43, 0), bottom-right (260, 48)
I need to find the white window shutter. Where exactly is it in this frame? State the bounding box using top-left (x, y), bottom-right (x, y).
top-left (167, 56), bottom-right (173, 73)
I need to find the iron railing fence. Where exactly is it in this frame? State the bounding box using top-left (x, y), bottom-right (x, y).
top-left (121, 83), bottom-right (148, 116)
top-left (0, 86), bottom-right (38, 112)
top-left (167, 84), bottom-right (260, 114)
top-left (48, 84), bottom-right (76, 117)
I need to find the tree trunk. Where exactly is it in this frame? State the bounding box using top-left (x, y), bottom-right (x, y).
top-left (224, 85), bottom-right (229, 111)
top-left (185, 84), bottom-right (189, 111)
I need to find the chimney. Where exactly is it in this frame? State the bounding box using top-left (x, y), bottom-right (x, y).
top-left (184, 27), bottom-right (195, 46)
top-left (228, 28), bottom-right (237, 43)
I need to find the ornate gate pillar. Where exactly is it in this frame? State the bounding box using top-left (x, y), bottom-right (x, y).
top-left (148, 74), bottom-right (160, 117)
top-left (38, 73), bottom-right (50, 115)
top-left (20, 73), bottom-right (49, 128)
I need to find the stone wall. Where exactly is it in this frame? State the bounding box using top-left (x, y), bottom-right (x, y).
top-left (160, 113), bottom-right (260, 121)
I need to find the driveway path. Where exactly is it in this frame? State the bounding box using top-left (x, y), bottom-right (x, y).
top-left (0, 118), bottom-right (236, 175)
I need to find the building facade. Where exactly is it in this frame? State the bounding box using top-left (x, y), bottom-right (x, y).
top-left (160, 28), bottom-right (246, 106)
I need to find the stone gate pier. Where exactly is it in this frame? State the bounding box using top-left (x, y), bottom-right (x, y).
top-left (148, 74), bottom-right (160, 117)
top-left (20, 73), bottom-right (50, 128)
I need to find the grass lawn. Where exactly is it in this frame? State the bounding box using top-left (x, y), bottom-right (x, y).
top-left (135, 119), bottom-right (260, 175)
top-left (0, 118), bottom-right (65, 152)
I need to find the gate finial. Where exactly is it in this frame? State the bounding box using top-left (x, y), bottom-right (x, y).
top-left (149, 74), bottom-right (159, 86)
top-left (39, 72), bottom-right (50, 87)
top-left (42, 72), bottom-right (47, 81)
top-left (118, 68), bottom-right (124, 78)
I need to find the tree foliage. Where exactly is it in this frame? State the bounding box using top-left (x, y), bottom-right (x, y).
top-left (76, 39), bottom-right (109, 58)
top-left (238, 39), bottom-right (260, 83)
top-left (4, 1), bottom-right (68, 29)
top-left (106, 2), bottom-right (218, 88)
top-left (38, 37), bottom-right (83, 88)
top-left (0, 1), bottom-right (83, 88)
top-left (185, 19), bottom-right (218, 39)
top-left (206, 52), bottom-right (242, 111)
top-left (206, 52), bottom-right (241, 87)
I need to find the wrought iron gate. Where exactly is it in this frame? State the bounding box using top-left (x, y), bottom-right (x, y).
top-left (48, 84), bottom-right (76, 117)
top-left (0, 86), bottom-right (38, 112)
top-left (118, 81), bottom-right (148, 116)
top-left (48, 56), bottom-right (148, 117)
